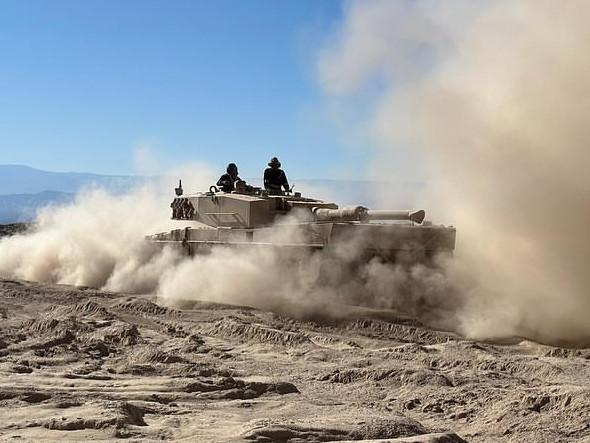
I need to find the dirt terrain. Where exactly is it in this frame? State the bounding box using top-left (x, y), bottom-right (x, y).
top-left (1, 278), bottom-right (590, 442)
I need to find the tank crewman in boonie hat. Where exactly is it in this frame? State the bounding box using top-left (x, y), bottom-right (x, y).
top-left (217, 163), bottom-right (241, 192)
top-left (263, 157), bottom-right (289, 193)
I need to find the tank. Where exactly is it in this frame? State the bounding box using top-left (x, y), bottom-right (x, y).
top-left (148, 180), bottom-right (456, 265)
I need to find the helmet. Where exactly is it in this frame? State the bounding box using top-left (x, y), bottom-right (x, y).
top-left (227, 163), bottom-right (238, 173)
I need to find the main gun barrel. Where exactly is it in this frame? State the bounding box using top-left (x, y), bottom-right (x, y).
top-left (312, 206), bottom-right (425, 224)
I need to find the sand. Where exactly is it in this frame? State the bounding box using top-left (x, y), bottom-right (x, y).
top-left (1, 277), bottom-right (590, 442)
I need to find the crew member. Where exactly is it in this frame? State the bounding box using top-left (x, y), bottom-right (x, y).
top-left (217, 163), bottom-right (241, 192)
top-left (263, 157), bottom-right (289, 193)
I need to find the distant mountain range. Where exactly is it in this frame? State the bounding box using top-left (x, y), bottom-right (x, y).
top-left (0, 165), bottom-right (140, 195)
top-left (0, 165), bottom-right (421, 223)
top-left (0, 165), bottom-right (142, 223)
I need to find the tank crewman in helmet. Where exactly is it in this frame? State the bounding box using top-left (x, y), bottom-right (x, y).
top-left (217, 163), bottom-right (241, 192)
top-left (263, 157), bottom-right (290, 193)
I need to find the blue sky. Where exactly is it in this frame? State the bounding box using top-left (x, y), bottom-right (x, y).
top-left (0, 0), bottom-right (373, 180)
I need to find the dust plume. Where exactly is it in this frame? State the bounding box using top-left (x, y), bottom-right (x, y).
top-left (319, 0), bottom-right (590, 346)
top-left (0, 163), bottom-right (215, 293)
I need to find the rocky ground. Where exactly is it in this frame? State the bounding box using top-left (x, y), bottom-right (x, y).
top-left (1, 278), bottom-right (590, 442)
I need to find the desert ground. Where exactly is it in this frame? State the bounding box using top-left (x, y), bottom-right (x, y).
top-left (1, 273), bottom-right (590, 443)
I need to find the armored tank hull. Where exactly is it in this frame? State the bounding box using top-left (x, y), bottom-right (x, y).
top-left (147, 182), bottom-right (456, 264)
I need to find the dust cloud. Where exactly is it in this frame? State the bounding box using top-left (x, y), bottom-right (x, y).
top-left (0, 164), bottom-right (213, 293)
top-left (319, 0), bottom-right (590, 346)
